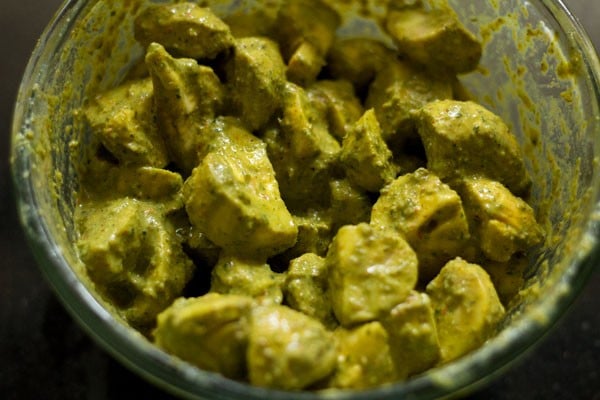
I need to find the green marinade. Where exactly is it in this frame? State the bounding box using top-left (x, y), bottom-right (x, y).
top-left (74, 0), bottom-right (544, 391)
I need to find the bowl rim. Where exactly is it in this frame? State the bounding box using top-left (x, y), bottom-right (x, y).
top-left (10, 0), bottom-right (600, 399)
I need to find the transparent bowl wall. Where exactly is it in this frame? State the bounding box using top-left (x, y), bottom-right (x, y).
top-left (11, 0), bottom-right (600, 399)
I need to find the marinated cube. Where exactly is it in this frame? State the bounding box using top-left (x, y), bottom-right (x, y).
top-left (76, 198), bottom-right (194, 329)
top-left (426, 258), bottom-right (505, 362)
top-left (134, 3), bottom-right (234, 59)
top-left (329, 322), bottom-right (396, 389)
top-left (183, 118), bottom-right (297, 259)
top-left (385, 8), bottom-right (482, 74)
top-left (280, 82), bottom-right (341, 159)
top-left (327, 223), bottom-right (418, 326)
top-left (284, 253), bottom-right (336, 328)
top-left (340, 109), bottom-right (398, 192)
top-left (415, 100), bottom-right (531, 195)
top-left (222, 1), bottom-right (281, 37)
top-left (264, 83), bottom-right (341, 211)
top-left (381, 291), bottom-right (440, 379)
top-left (154, 294), bottom-right (253, 379)
top-left (247, 305), bottom-right (337, 390)
top-left (83, 78), bottom-right (168, 167)
top-left (371, 168), bottom-right (470, 281)
top-left (112, 166), bottom-right (183, 201)
top-left (225, 37), bottom-right (287, 131)
top-left (458, 177), bottom-right (544, 262)
top-left (146, 43), bottom-right (225, 173)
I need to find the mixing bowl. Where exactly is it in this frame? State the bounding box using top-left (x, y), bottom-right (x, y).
top-left (11, 0), bottom-right (600, 398)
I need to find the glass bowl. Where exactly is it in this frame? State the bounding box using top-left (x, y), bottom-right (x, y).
top-left (10, 0), bottom-right (600, 398)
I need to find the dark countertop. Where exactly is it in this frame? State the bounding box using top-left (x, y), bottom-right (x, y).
top-left (1, 1), bottom-right (598, 399)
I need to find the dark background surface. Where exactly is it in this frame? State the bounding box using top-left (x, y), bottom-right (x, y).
top-left (1, 1), bottom-right (598, 399)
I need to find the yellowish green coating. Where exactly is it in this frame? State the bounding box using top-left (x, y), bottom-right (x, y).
top-left (328, 322), bottom-right (396, 389)
top-left (385, 8), bottom-right (482, 74)
top-left (365, 61), bottom-right (453, 145)
top-left (76, 198), bottom-right (193, 330)
top-left (183, 117), bottom-right (297, 259)
top-left (340, 108), bottom-right (398, 192)
top-left (211, 255), bottom-right (285, 305)
top-left (326, 38), bottom-right (397, 92)
top-left (263, 82), bottom-right (340, 211)
top-left (327, 178), bottom-right (372, 232)
top-left (371, 168), bottom-right (471, 281)
top-left (426, 258), bottom-right (506, 362)
top-left (134, 3), bottom-right (234, 59)
top-left (458, 177), bottom-right (544, 262)
top-left (74, 0), bottom-right (545, 392)
top-left (484, 256), bottom-right (528, 307)
top-left (220, 1), bottom-right (281, 38)
top-left (225, 37), bottom-right (287, 131)
top-left (154, 294), bottom-right (253, 379)
top-left (83, 78), bottom-right (168, 167)
top-left (79, 160), bottom-right (183, 209)
top-left (307, 79), bottom-right (364, 142)
top-left (273, 0), bottom-right (341, 60)
top-left (247, 304), bottom-right (337, 389)
top-left (145, 42), bottom-right (225, 174)
top-left (416, 99), bottom-right (532, 195)
top-left (284, 253), bottom-right (337, 328)
top-left (280, 82), bottom-right (341, 160)
top-left (326, 223), bottom-right (418, 327)
top-left (381, 291), bottom-right (441, 379)
top-left (286, 41), bottom-right (326, 87)
top-left (275, 211), bottom-right (333, 263)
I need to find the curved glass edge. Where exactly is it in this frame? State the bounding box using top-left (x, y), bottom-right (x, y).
top-left (9, 0), bottom-right (600, 399)
top-left (8, 0), bottom-right (216, 397)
